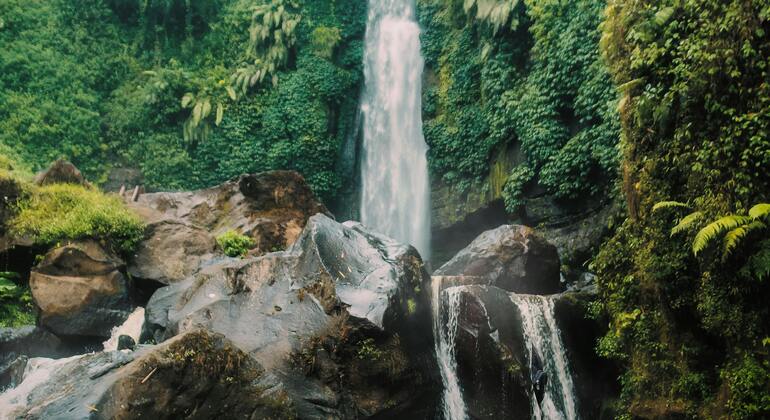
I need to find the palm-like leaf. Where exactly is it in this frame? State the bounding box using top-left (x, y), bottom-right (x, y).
top-left (723, 221), bottom-right (767, 259)
top-left (749, 203), bottom-right (770, 220)
top-left (670, 211), bottom-right (702, 236)
top-left (692, 215), bottom-right (751, 255)
top-left (652, 200), bottom-right (689, 212)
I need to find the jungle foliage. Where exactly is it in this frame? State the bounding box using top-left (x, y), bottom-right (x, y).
top-left (0, 0), bottom-right (365, 201)
top-left (593, 0), bottom-right (770, 417)
top-left (417, 0), bottom-right (620, 210)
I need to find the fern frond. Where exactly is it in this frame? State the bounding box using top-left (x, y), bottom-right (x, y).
top-left (749, 203), bottom-right (770, 221)
top-left (653, 201), bottom-right (689, 212)
top-left (722, 221), bottom-right (767, 259)
top-left (670, 211), bottom-right (703, 236)
top-left (692, 215), bottom-right (751, 255)
top-left (740, 240), bottom-right (770, 281)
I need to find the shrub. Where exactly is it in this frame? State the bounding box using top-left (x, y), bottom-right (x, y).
top-left (216, 230), bottom-right (256, 257)
top-left (0, 271), bottom-right (35, 328)
top-left (9, 183), bottom-right (144, 254)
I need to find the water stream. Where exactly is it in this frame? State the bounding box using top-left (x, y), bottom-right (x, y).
top-left (511, 294), bottom-right (579, 420)
top-left (431, 279), bottom-right (469, 420)
top-left (359, 0), bottom-right (431, 259)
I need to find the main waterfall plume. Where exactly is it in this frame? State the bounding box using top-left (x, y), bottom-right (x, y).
top-left (359, 0), bottom-right (431, 259)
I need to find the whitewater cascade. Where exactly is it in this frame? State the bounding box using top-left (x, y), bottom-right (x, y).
top-left (359, 0), bottom-right (431, 259)
top-left (431, 279), bottom-right (469, 420)
top-left (102, 306), bottom-right (145, 351)
top-left (511, 294), bottom-right (580, 420)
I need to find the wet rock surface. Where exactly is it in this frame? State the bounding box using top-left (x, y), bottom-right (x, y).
top-left (143, 214), bottom-right (439, 418)
top-left (438, 279), bottom-right (617, 420)
top-left (127, 171), bottom-right (328, 285)
top-left (1, 330), bottom-right (295, 419)
top-left (0, 326), bottom-right (64, 389)
top-left (434, 224), bottom-right (561, 295)
top-left (446, 284), bottom-right (531, 420)
top-left (30, 241), bottom-right (134, 338)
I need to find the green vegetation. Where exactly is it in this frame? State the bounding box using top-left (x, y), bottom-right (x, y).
top-left (0, 272), bottom-right (35, 328)
top-left (10, 183), bottom-right (144, 254)
top-left (418, 0), bottom-right (619, 209)
top-left (0, 0), bottom-right (365, 201)
top-left (593, 0), bottom-right (770, 416)
top-left (1, 0), bottom-right (769, 416)
top-left (216, 229), bottom-right (256, 257)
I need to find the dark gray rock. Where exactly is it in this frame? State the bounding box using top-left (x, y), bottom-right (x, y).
top-left (116, 335), bottom-right (135, 351)
top-left (30, 240), bottom-right (134, 338)
top-left (0, 326), bottom-right (63, 359)
top-left (0, 330), bottom-right (295, 419)
top-left (542, 204), bottom-right (614, 267)
top-left (434, 225), bottom-right (561, 294)
top-left (144, 214), bottom-right (439, 418)
top-left (446, 284), bottom-right (531, 420)
top-left (0, 355), bottom-right (27, 390)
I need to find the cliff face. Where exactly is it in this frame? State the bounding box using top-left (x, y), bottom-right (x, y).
top-left (417, 0), bottom-right (620, 265)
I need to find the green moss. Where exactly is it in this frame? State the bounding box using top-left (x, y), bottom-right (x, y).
top-left (216, 229), bottom-right (256, 258)
top-left (406, 298), bottom-right (417, 315)
top-left (9, 183), bottom-right (144, 254)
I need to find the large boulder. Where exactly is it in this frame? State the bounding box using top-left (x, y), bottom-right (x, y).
top-left (437, 284), bottom-right (532, 419)
top-left (434, 225), bottom-right (561, 295)
top-left (128, 220), bottom-right (222, 285)
top-left (127, 171), bottom-right (328, 284)
top-left (29, 241), bottom-right (134, 338)
top-left (0, 330), bottom-right (295, 419)
top-left (33, 159), bottom-right (90, 187)
top-left (145, 214), bottom-right (439, 418)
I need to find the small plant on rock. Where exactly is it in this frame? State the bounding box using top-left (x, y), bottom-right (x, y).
top-left (216, 230), bottom-right (256, 258)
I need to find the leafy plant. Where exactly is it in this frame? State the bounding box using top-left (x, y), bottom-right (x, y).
top-left (232, 0), bottom-right (301, 94)
top-left (216, 229), bottom-right (256, 257)
top-left (462, 0), bottom-right (522, 34)
top-left (656, 202), bottom-right (770, 264)
top-left (0, 272), bottom-right (35, 328)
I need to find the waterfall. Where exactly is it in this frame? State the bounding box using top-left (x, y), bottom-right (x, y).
top-left (359, 0), bottom-right (431, 259)
top-left (431, 279), bottom-right (468, 420)
top-left (102, 306), bottom-right (145, 351)
top-left (511, 295), bottom-right (579, 420)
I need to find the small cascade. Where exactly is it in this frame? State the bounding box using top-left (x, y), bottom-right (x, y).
top-left (431, 278), bottom-right (468, 420)
top-left (0, 354), bottom-right (85, 416)
top-left (511, 294), bottom-right (579, 420)
top-left (102, 306), bottom-right (145, 351)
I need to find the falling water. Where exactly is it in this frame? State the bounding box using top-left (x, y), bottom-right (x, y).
top-left (102, 306), bottom-right (145, 351)
top-left (511, 295), bottom-right (579, 420)
top-left (431, 278), bottom-right (468, 420)
top-left (359, 0), bottom-right (431, 259)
